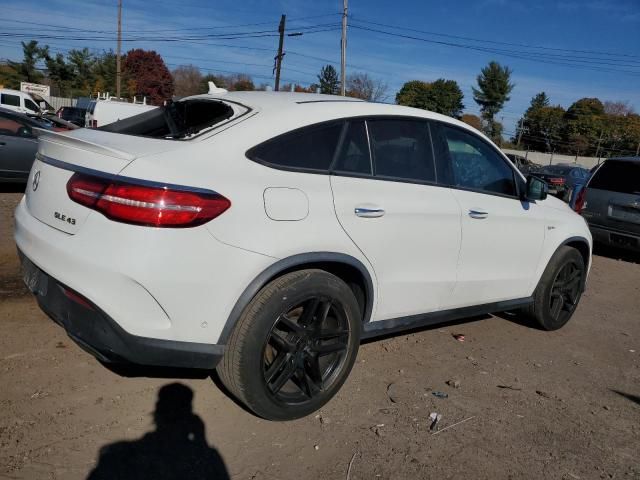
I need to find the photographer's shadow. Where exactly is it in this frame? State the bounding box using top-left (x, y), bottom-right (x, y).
top-left (87, 382), bottom-right (230, 480)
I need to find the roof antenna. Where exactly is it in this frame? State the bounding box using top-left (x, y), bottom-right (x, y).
top-left (208, 81), bottom-right (228, 95)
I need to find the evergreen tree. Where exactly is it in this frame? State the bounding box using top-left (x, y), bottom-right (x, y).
top-left (317, 65), bottom-right (339, 95)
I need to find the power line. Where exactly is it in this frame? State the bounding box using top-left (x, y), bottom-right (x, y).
top-left (351, 16), bottom-right (640, 61)
top-left (348, 23), bottom-right (640, 77)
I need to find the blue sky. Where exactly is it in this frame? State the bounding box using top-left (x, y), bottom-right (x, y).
top-left (1, 0), bottom-right (639, 135)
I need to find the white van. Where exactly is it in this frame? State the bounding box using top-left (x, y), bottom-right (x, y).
top-left (0, 88), bottom-right (54, 115)
top-left (85, 97), bottom-right (158, 128)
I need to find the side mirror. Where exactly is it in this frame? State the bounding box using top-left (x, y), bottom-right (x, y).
top-left (524, 175), bottom-right (548, 201)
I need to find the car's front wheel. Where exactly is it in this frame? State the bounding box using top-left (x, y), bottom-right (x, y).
top-left (217, 269), bottom-right (361, 420)
top-left (522, 246), bottom-right (586, 330)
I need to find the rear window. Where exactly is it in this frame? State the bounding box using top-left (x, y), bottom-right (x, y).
top-left (248, 122), bottom-right (343, 171)
top-left (99, 99), bottom-right (239, 139)
top-left (589, 160), bottom-right (640, 194)
top-left (541, 166), bottom-right (571, 175)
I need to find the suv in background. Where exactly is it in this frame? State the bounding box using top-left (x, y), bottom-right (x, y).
top-left (505, 153), bottom-right (541, 175)
top-left (57, 106), bottom-right (87, 127)
top-left (577, 157), bottom-right (640, 252)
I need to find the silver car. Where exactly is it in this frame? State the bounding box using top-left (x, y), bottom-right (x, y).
top-left (577, 157), bottom-right (640, 252)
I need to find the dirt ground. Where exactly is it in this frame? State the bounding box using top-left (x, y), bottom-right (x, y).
top-left (1, 190), bottom-right (639, 480)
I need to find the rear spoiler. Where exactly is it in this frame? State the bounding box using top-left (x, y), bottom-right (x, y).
top-left (33, 128), bottom-right (136, 161)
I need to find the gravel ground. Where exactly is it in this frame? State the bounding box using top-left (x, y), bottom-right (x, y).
top-left (1, 190), bottom-right (639, 480)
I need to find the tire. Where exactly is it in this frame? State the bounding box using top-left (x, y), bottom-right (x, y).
top-left (217, 269), bottom-right (361, 420)
top-left (521, 246), bottom-right (585, 331)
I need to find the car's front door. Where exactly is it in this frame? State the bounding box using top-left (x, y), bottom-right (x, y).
top-left (432, 122), bottom-right (546, 307)
top-left (330, 118), bottom-right (461, 321)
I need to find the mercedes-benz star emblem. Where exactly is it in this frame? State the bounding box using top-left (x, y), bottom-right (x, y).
top-left (32, 170), bottom-right (40, 192)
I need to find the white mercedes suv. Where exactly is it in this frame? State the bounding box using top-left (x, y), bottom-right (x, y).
top-left (15, 91), bottom-right (592, 420)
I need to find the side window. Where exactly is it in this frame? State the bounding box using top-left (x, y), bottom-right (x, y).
top-left (1, 94), bottom-right (20, 107)
top-left (440, 125), bottom-right (516, 196)
top-left (367, 119), bottom-right (435, 183)
top-left (248, 122), bottom-right (343, 171)
top-left (332, 120), bottom-right (371, 175)
top-left (24, 99), bottom-right (39, 112)
top-left (0, 115), bottom-right (31, 137)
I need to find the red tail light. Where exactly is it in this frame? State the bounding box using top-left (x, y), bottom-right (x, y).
top-left (550, 177), bottom-right (565, 184)
top-left (91, 120), bottom-right (98, 128)
top-left (67, 173), bottom-right (230, 228)
top-left (574, 187), bottom-right (587, 214)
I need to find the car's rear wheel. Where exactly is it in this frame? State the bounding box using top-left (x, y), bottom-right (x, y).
top-left (522, 246), bottom-right (585, 330)
top-left (217, 269), bottom-right (361, 420)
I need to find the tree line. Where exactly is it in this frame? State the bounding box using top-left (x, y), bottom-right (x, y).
top-left (1, 40), bottom-right (637, 156)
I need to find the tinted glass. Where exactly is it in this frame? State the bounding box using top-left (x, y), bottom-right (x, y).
top-left (368, 119), bottom-right (435, 182)
top-left (24, 99), bottom-right (39, 112)
top-left (332, 120), bottom-right (371, 175)
top-left (250, 122), bottom-right (343, 171)
top-left (589, 160), bottom-right (640, 194)
top-left (1, 94), bottom-right (20, 107)
top-left (541, 166), bottom-right (571, 175)
top-left (0, 113), bottom-right (25, 136)
top-left (441, 125), bottom-right (516, 196)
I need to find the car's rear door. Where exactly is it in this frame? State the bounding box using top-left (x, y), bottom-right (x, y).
top-left (330, 118), bottom-right (461, 321)
top-left (583, 159), bottom-right (640, 239)
top-left (431, 121), bottom-right (546, 307)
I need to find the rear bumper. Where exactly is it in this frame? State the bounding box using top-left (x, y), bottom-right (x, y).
top-left (19, 251), bottom-right (223, 369)
top-left (589, 224), bottom-right (640, 252)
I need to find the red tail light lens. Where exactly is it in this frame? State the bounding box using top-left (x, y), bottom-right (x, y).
top-left (67, 173), bottom-right (230, 228)
top-left (574, 187), bottom-right (587, 214)
top-left (550, 177), bottom-right (565, 184)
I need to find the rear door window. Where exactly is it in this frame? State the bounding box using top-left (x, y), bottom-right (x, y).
top-left (1, 94), bottom-right (20, 107)
top-left (589, 160), bottom-right (640, 194)
top-left (367, 119), bottom-right (435, 183)
top-left (248, 122), bottom-right (343, 172)
top-left (332, 120), bottom-right (371, 175)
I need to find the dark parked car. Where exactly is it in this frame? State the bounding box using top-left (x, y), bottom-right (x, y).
top-left (56, 106), bottom-right (87, 127)
top-left (536, 164), bottom-right (591, 202)
top-left (577, 157), bottom-right (640, 252)
top-left (0, 107), bottom-right (53, 182)
top-left (505, 153), bottom-right (541, 175)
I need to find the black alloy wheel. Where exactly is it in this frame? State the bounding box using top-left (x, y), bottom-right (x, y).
top-left (263, 297), bottom-right (350, 404)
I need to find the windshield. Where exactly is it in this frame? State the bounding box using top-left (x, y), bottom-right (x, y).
top-left (30, 93), bottom-right (54, 112)
top-left (541, 166), bottom-right (571, 175)
top-left (99, 98), bottom-right (243, 139)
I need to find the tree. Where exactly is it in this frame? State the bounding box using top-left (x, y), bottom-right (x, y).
top-left (44, 53), bottom-right (74, 96)
top-left (396, 78), bottom-right (464, 118)
top-left (317, 65), bottom-right (339, 95)
top-left (122, 49), bottom-right (173, 104)
top-left (562, 98), bottom-right (605, 155)
top-left (8, 40), bottom-right (48, 83)
top-left (603, 100), bottom-right (634, 116)
top-left (67, 48), bottom-right (95, 95)
top-left (461, 114), bottom-right (483, 131)
top-left (472, 61), bottom-right (514, 139)
top-left (0, 63), bottom-right (22, 89)
top-left (527, 105), bottom-right (566, 152)
top-left (346, 72), bottom-right (388, 102)
top-left (528, 92), bottom-right (550, 112)
top-left (172, 65), bottom-right (203, 97)
top-left (92, 50), bottom-right (118, 95)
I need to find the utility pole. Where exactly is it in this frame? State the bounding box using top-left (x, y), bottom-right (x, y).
top-left (595, 130), bottom-right (604, 159)
top-left (636, 141), bottom-right (640, 156)
top-left (340, 0), bottom-right (348, 96)
top-left (274, 14), bottom-right (286, 91)
top-left (116, 0), bottom-right (122, 99)
top-left (516, 117), bottom-right (524, 147)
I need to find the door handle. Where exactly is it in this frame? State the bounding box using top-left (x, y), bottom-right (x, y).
top-left (355, 207), bottom-right (385, 218)
top-left (468, 209), bottom-right (488, 219)
top-left (0, 142), bottom-right (5, 146)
